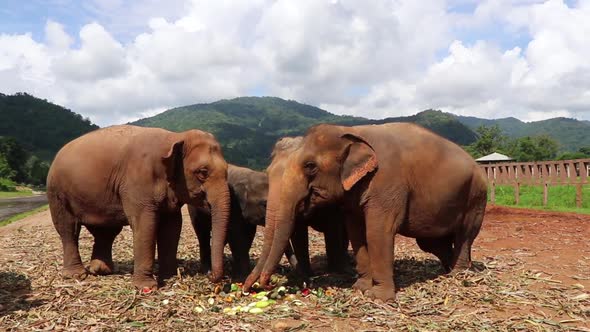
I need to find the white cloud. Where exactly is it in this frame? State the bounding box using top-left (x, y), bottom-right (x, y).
top-left (53, 23), bottom-right (128, 82)
top-left (0, 0), bottom-right (590, 126)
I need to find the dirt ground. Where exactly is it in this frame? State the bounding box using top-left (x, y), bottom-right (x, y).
top-left (0, 205), bottom-right (589, 331)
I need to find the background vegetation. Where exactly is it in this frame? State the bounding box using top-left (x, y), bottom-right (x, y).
top-left (464, 124), bottom-right (590, 161)
top-left (4, 92), bottom-right (590, 190)
top-left (132, 97), bottom-right (478, 169)
top-left (0, 93), bottom-right (98, 189)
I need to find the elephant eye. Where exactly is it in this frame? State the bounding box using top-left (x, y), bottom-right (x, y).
top-left (303, 161), bottom-right (318, 176)
top-left (196, 167), bottom-right (209, 180)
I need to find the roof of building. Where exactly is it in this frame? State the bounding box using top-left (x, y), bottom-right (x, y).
top-left (475, 152), bottom-right (514, 162)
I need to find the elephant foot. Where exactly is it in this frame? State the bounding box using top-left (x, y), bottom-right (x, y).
top-left (132, 275), bottom-right (158, 292)
top-left (62, 265), bottom-right (88, 280)
top-left (231, 267), bottom-right (250, 283)
top-left (327, 261), bottom-right (355, 275)
top-left (365, 285), bottom-right (396, 303)
top-left (198, 263), bottom-right (211, 275)
top-left (352, 277), bottom-right (372, 292)
top-left (441, 263), bottom-right (452, 274)
top-left (449, 260), bottom-right (472, 275)
top-left (88, 259), bottom-right (114, 275)
top-left (157, 264), bottom-right (178, 281)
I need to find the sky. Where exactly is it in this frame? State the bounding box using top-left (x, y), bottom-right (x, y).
top-left (1, 0), bottom-right (589, 126)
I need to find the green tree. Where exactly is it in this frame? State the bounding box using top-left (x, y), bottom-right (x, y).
top-left (507, 135), bottom-right (559, 162)
top-left (25, 155), bottom-right (50, 185)
top-left (0, 137), bottom-right (29, 182)
top-left (468, 125), bottom-right (508, 158)
top-left (557, 146), bottom-right (590, 160)
top-left (0, 153), bottom-right (15, 179)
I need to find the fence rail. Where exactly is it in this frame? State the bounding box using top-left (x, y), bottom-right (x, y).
top-left (479, 158), bottom-right (590, 207)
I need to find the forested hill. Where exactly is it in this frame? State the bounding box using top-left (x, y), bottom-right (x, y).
top-left (0, 93), bottom-right (99, 160)
top-left (131, 97), bottom-right (476, 169)
top-left (454, 114), bottom-right (590, 152)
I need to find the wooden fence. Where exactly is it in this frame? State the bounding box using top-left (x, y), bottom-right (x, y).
top-left (479, 158), bottom-right (590, 207)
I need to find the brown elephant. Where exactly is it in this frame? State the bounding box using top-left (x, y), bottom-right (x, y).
top-left (266, 137), bottom-right (350, 277)
top-left (189, 164), bottom-right (267, 280)
top-left (244, 123), bottom-right (487, 302)
top-left (189, 159), bottom-right (350, 281)
top-left (47, 125), bottom-right (230, 291)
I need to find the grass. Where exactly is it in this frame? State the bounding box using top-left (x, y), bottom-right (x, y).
top-left (0, 190), bottom-right (34, 199)
top-left (0, 204), bottom-right (48, 227)
top-left (491, 183), bottom-right (590, 214)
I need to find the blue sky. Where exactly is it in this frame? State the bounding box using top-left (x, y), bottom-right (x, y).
top-left (0, 0), bottom-right (589, 126)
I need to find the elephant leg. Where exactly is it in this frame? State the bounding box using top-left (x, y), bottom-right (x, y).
top-left (192, 211), bottom-right (212, 274)
top-left (364, 206), bottom-right (398, 302)
top-left (451, 198), bottom-right (486, 272)
top-left (229, 222), bottom-right (256, 281)
top-left (50, 203), bottom-right (87, 280)
top-left (291, 223), bottom-right (313, 278)
top-left (324, 224), bottom-right (352, 274)
top-left (345, 212), bottom-right (372, 293)
top-left (157, 209), bottom-right (182, 281)
top-left (130, 210), bottom-right (158, 290)
top-left (284, 241), bottom-right (298, 269)
top-left (86, 225), bottom-right (123, 275)
top-left (416, 236), bottom-right (453, 273)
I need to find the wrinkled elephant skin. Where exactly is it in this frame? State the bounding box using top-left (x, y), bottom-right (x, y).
top-left (244, 123), bottom-right (487, 302)
top-left (47, 125), bottom-right (230, 290)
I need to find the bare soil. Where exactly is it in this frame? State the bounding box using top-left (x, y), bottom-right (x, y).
top-left (0, 206), bottom-right (589, 331)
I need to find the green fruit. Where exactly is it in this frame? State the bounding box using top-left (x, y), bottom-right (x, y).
top-left (255, 301), bottom-right (270, 308)
top-left (254, 291), bottom-right (267, 298)
top-left (249, 307), bottom-right (264, 314)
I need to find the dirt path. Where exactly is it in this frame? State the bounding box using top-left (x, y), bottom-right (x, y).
top-left (1, 206), bottom-right (589, 331)
top-left (0, 195), bottom-right (48, 221)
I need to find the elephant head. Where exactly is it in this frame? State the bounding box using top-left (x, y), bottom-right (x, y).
top-left (163, 130), bottom-right (230, 282)
top-left (243, 126), bottom-right (377, 289)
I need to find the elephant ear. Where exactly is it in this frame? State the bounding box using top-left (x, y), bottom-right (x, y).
top-left (340, 133), bottom-right (378, 191)
top-left (162, 140), bottom-right (185, 182)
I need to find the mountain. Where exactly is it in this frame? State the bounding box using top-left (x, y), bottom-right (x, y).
top-left (454, 114), bottom-right (590, 151)
top-left (132, 97), bottom-right (476, 169)
top-left (0, 92), bottom-right (99, 160)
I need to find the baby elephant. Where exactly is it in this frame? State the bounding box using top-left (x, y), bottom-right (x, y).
top-left (47, 125), bottom-right (230, 290)
top-left (189, 163), bottom-right (350, 280)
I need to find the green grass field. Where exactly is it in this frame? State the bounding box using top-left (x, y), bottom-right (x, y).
top-left (491, 184), bottom-right (590, 214)
top-left (0, 190), bottom-right (34, 199)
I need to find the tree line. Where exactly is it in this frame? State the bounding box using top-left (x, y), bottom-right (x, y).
top-left (0, 137), bottom-right (49, 191)
top-left (465, 125), bottom-right (590, 162)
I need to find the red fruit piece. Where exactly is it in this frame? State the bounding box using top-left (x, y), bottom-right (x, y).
top-left (140, 287), bottom-right (153, 295)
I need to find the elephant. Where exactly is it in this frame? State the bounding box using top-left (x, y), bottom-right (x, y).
top-left (265, 137), bottom-right (350, 277)
top-left (188, 164), bottom-right (267, 280)
top-left (243, 123), bottom-right (487, 302)
top-left (46, 125), bottom-right (230, 291)
top-left (189, 139), bottom-right (349, 281)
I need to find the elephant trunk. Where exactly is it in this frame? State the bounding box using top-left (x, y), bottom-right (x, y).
top-left (258, 168), bottom-right (307, 287)
top-left (207, 182), bottom-right (231, 282)
top-left (243, 180), bottom-right (281, 290)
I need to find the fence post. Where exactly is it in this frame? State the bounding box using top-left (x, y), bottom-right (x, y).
top-left (514, 182), bottom-right (520, 205)
top-left (576, 183), bottom-right (583, 208)
top-left (543, 182), bottom-right (548, 206)
top-left (490, 181), bottom-right (496, 204)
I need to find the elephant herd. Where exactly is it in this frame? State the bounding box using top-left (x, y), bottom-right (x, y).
top-left (46, 122), bottom-right (487, 302)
